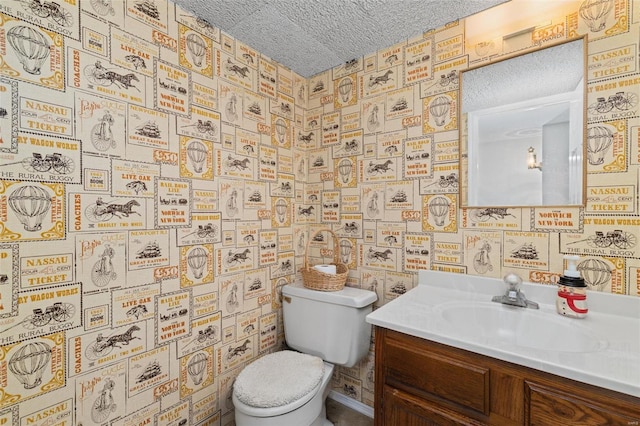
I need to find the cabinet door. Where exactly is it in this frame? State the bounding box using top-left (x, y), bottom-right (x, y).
top-left (526, 382), bottom-right (639, 426)
top-left (383, 386), bottom-right (484, 426)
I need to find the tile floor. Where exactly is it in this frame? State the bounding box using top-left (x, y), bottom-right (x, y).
top-left (326, 398), bottom-right (374, 426)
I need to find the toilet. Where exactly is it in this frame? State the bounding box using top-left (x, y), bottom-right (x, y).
top-left (232, 283), bottom-right (377, 426)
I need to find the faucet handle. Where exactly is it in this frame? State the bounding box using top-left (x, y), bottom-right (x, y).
top-left (503, 274), bottom-right (522, 301)
top-left (503, 273), bottom-right (522, 290)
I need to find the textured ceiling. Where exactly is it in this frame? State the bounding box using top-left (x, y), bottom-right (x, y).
top-left (173, 0), bottom-right (508, 77)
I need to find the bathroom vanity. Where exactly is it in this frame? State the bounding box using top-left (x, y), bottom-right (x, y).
top-left (366, 271), bottom-right (640, 425)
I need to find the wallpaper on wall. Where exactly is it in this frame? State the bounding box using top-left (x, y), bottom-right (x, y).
top-left (0, 0), bottom-right (638, 424)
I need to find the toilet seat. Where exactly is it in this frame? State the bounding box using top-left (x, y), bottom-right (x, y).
top-left (233, 351), bottom-right (325, 417)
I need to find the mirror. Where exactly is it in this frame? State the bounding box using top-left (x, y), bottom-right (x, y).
top-left (460, 36), bottom-right (586, 207)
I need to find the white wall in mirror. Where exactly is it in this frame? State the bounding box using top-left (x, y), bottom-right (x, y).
top-left (461, 37), bottom-right (585, 207)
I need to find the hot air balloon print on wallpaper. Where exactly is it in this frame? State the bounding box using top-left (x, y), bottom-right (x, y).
top-left (422, 194), bottom-right (457, 233)
top-left (0, 333), bottom-right (65, 405)
top-left (6, 25), bottom-right (50, 75)
top-left (0, 22), bottom-right (64, 90)
top-left (579, 0), bottom-right (614, 32)
top-left (187, 351), bottom-right (208, 385)
top-left (8, 341), bottom-right (51, 389)
top-left (179, 25), bottom-right (212, 76)
top-left (1, 181), bottom-right (65, 241)
top-left (186, 33), bottom-right (206, 67)
top-left (186, 139), bottom-right (208, 173)
top-left (180, 347), bottom-right (214, 397)
top-left (180, 244), bottom-right (213, 286)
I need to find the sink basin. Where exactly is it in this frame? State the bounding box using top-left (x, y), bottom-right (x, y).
top-left (435, 302), bottom-right (608, 353)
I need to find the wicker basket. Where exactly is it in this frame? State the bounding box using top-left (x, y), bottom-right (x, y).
top-left (300, 228), bottom-right (349, 291)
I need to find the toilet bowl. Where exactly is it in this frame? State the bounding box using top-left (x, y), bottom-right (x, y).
top-left (232, 283), bottom-right (377, 426)
top-left (232, 351), bottom-right (334, 426)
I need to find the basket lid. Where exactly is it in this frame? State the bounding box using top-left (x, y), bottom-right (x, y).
top-left (283, 283), bottom-right (377, 308)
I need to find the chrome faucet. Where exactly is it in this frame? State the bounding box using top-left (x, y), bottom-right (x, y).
top-left (492, 273), bottom-right (539, 309)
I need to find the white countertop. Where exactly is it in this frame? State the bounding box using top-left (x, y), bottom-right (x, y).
top-left (366, 270), bottom-right (640, 398)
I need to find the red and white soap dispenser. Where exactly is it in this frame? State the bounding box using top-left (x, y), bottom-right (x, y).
top-left (556, 255), bottom-right (588, 318)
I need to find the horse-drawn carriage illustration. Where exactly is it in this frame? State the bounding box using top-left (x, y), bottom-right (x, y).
top-left (341, 139), bottom-right (359, 153)
top-left (366, 160), bottom-right (393, 175)
top-left (436, 173), bottom-right (458, 188)
top-left (84, 61), bottom-right (140, 91)
top-left (367, 248), bottom-right (393, 262)
top-left (341, 222), bottom-right (359, 234)
top-left (181, 223), bottom-right (219, 241)
top-left (185, 325), bottom-right (218, 349)
top-left (21, 152), bottom-right (75, 174)
top-left (298, 205), bottom-right (314, 216)
top-left (225, 59), bottom-right (250, 79)
top-left (225, 249), bottom-right (251, 266)
top-left (568, 229), bottom-right (636, 250)
top-left (19, 0), bottom-right (73, 26)
top-left (197, 325), bottom-right (217, 342)
top-left (342, 384), bottom-right (357, 399)
top-left (85, 325), bottom-right (141, 360)
top-left (470, 208), bottom-right (515, 222)
top-left (182, 119), bottom-right (217, 137)
top-left (368, 70), bottom-right (393, 88)
top-left (276, 259), bottom-right (292, 274)
top-left (23, 302), bottom-right (75, 328)
top-left (224, 155), bottom-right (250, 171)
top-left (589, 91), bottom-right (638, 114)
top-left (298, 131), bottom-right (314, 143)
top-left (227, 339), bottom-right (250, 361)
top-left (85, 198), bottom-right (141, 223)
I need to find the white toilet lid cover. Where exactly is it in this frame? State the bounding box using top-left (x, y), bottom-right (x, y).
top-left (234, 350), bottom-right (325, 408)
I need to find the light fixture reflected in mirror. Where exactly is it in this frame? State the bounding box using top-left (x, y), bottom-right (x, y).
top-left (527, 147), bottom-right (542, 171)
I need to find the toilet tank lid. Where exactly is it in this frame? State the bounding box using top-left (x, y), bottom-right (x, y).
top-left (282, 283), bottom-right (377, 308)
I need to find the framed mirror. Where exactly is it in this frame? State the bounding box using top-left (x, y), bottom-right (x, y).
top-left (460, 36), bottom-right (587, 207)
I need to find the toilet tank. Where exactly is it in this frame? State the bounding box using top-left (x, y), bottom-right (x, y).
top-left (281, 283), bottom-right (377, 368)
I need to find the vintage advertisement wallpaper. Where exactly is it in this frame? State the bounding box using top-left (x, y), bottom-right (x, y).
top-left (0, 0), bottom-right (639, 424)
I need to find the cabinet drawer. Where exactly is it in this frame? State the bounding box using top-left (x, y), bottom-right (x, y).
top-left (383, 331), bottom-right (490, 416)
top-left (383, 385), bottom-right (484, 426)
top-left (526, 381), bottom-right (639, 426)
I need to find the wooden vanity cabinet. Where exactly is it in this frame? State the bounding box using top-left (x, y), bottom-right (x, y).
top-left (374, 328), bottom-right (640, 425)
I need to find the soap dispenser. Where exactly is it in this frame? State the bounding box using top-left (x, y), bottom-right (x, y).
top-left (556, 255), bottom-right (588, 318)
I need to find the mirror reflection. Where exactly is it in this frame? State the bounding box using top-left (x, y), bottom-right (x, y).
top-left (461, 37), bottom-right (586, 207)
